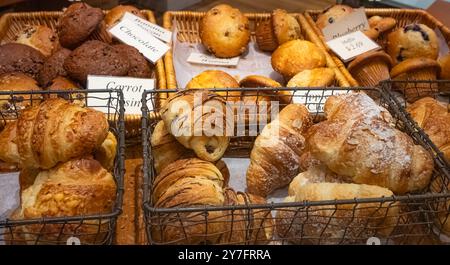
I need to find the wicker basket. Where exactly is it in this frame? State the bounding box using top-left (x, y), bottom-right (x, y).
top-left (305, 8), bottom-right (450, 86)
top-left (0, 10), bottom-right (166, 139)
top-left (161, 11), bottom-right (354, 104)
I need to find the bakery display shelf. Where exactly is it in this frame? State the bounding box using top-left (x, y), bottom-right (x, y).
top-left (141, 87), bottom-right (450, 245)
top-left (305, 8), bottom-right (450, 86)
top-left (161, 11), bottom-right (354, 103)
top-left (0, 89), bottom-right (126, 245)
top-left (0, 10), bottom-right (166, 139)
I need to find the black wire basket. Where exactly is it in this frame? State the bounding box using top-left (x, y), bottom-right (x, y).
top-left (0, 89), bottom-right (126, 245)
top-left (141, 87), bottom-right (450, 245)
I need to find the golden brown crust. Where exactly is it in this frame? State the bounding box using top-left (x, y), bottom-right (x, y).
top-left (93, 132), bottom-right (117, 171)
top-left (239, 75), bottom-right (291, 105)
top-left (186, 70), bottom-right (241, 101)
top-left (316, 5), bottom-right (353, 30)
top-left (104, 5), bottom-right (145, 29)
top-left (200, 4), bottom-right (250, 58)
top-left (272, 9), bottom-right (301, 45)
top-left (271, 40), bottom-right (326, 80)
top-left (286, 68), bottom-right (335, 87)
top-left (0, 72), bottom-right (42, 116)
top-left (239, 75), bottom-right (281, 88)
top-left (0, 122), bottom-right (19, 164)
top-left (255, 20), bottom-right (278, 52)
top-left (14, 25), bottom-right (59, 57)
top-left (438, 53), bottom-right (450, 80)
top-left (390, 57), bottom-right (440, 78)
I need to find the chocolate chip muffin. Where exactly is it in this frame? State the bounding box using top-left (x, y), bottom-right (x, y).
top-left (316, 5), bottom-right (354, 30)
top-left (387, 23), bottom-right (439, 65)
top-left (200, 4), bottom-right (250, 58)
top-left (0, 43), bottom-right (45, 79)
top-left (57, 2), bottom-right (104, 49)
top-left (38, 48), bottom-right (71, 86)
top-left (114, 44), bottom-right (152, 78)
top-left (14, 25), bottom-right (59, 57)
top-left (0, 72), bottom-right (42, 116)
top-left (64, 40), bottom-right (129, 83)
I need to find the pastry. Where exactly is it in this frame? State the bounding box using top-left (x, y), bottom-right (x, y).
top-left (368, 16), bottom-right (396, 35)
top-left (390, 57), bottom-right (440, 102)
top-left (246, 104), bottom-right (312, 197)
top-left (200, 4), bottom-right (250, 58)
top-left (14, 25), bottom-right (59, 57)
top-left (407, 97), bottom-right (450, 161)
top-left (255, 9), bottom-right (302, 52)
top-left (0, 160), bottom-right (18, 173)
top-left (271, 40), bottom-right (326, 80)
top-left (161, 89), bottom-right (230, 162)
top-left (64, 40), bottom-right (129, 84)
top-left (104, 5), bottom-right (145, 29)
top-left (93, 131), bottom-right (117, 171)
top-left (0, 43), bottom-right (45, 79)
top-left (114, 44), bottom-right (152, 78)
top-left (347, 51), bottom-right (393, 87)
top-left (286, 68), bottom-right (335, 87)
top-left (387, 24), bottom-right (439, 64)
top-left (45, 76), bottom-right (84, 105)
top-left (186, 70), bottom-right (240, 101)
top-left (306, 93), bottom-right (434, 194)
top-left (57, 2), bottom-right (104, 49)
top-left (439, 53), bottom-right (450, 80)
top-left (0, 98), bottom-right (109, 169)
top-left (316, 5), bottom-right (354, 30)
top-left (38, 48), bottom-right (71, 87)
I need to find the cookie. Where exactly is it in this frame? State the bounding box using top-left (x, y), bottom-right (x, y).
top-left (114, 44), bottom-right (152, 78)
top-left (14, 25), bottom-right (59, 57)
top-left (38, 48), bottom-right (71, 86)
top-left (64, 40), bottom-right (129, 83)
top-left (57, 2), bottom-right (104, 49)
top-left (0, 43), bottom-right (45, 79)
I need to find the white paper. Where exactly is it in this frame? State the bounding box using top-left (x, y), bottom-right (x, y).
top-left (187, 52), bottom-right (240, 66)
top-left (0, 172), bottom-right (20, 220)
top-left (122, 12), bottom-right (172, 43)
top-left (292, 89), bottom-right (350, 112)
top-left (326, 31), bottom-right (380, 62)
top-left (109, 18), bottom-right (170, 63)
top-left (87, 75), bottom-right (155, 115)
top-left (322, 7), bottom-right (370, 41)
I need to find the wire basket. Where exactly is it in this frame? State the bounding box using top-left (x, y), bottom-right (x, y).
top-left (0, 89), bottom-right (126, 245)
top-left (141, 87), bottom-right (450, 245)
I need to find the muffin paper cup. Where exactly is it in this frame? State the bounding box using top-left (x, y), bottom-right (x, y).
top-left (255, 20), bottom-right (278, 52)
top-left (393, 69), bottom-right (438, 102)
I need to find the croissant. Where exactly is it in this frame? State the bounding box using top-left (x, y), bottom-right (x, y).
top-left (7, 157), bottom-right (116, 244)
top-left (276, 169), bottom-right (400, 244)
top-left (407, 97), bottom-right (450, 161)
top-left (161, 89), bottom-right (230, 162)
top-left (246, 103), bottom-right (312, 197)
top-left (0, 98), bottom-right (109, 169)
top-left (93, 131), bottom-right (117, 171)
top-left (307, 93), bottom-right (433, 194)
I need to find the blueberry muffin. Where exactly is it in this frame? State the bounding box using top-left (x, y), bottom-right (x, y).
top-left (0, 72), bottom-right (42, 116)
top-left (387, 24), bottom-right (439, 65)
top-left (57, 3), bottom-right (104, 49)
top-left (200, 4), bottom-right (250, 58)
top-left (64, 40), bottom-right (129, 84)
top-left (104, 5), bottom-right (145, 29)
top-left (271, 40), bottom-right (326, 80)
top-left (38, 48), bottom-right (71, 86)
top-left (0, 43), bottom-right (45, 79)
top-left (14, 25), bottom-right (59, 57)
top-left (316, 5), bottom-right (354, 30)
top-left (114, 44), bottom-right (152, 78)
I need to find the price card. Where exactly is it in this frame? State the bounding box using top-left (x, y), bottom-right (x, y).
top-left (109, 18), bottom-right (170, 63)
top-left (87, 75), bottom-right (155, 115)
top-left (322, 7), bottom-right (370, 41)
top-left (122, 12), bottom-right (172, 43)
top-left (187, 52), bottom-right (240, 66)
top-left (326, 31), bottom-right (380, 62)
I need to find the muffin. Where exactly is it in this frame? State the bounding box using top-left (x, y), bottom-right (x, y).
top-left (186, 70), bottom-right (241, 101)
top-left (286, 68), bottom-right (335, 87)
top-left (38, 48), bottom-right (71, 86)
top-left (271, 40), bottom-right (326, 80)
top-left (64, 40), bottom-right (129, 84)
top-left (255, 9), bottom-right (302, 52)
top-left (114, 44), bottom-right (152, 78)
top-left (239, 75), bottom-right (291, 106)
top-left (200, 4), bottom-right (250, 58)
top-left (348, 51), bottom-right (393, 87)
top-left (57, 2), bottom-right (104, 49)
top-left (0, 72), bottom-right (42, 117)
top-left (45, 76), bottom-right (84, 105)
top-left (14, 25), bottom-right (59, 57)
top-left (368, 16), bottom-right (397, 34)
top-left (104, 5), bottom-right (145, 28)
top-left (390, 57), bottom-right (441, 102)
top-left (387, 24), bottom-right (439, 65)
top-left (316, 5), bottom-right (354, 30)
top-left (438, 53), bottom-right (450, 80)
top-left (0, 43), bottom-right (45, 79)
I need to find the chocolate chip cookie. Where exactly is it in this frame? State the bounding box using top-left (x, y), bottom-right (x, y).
top-left (114, 44), bottom-right (152, 78)
top-left (38, 48), bottom-right (71, 86)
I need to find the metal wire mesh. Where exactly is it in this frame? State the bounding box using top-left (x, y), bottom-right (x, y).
top-left (0, 89), bottom-right (126, 245)
top-left (141, 87), bottom-right (450, 245)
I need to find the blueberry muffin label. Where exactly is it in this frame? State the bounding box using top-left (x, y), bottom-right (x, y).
top-left (322, 8), bottom-right (369, 41)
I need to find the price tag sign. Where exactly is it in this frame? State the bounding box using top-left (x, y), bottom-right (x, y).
top-left (326, 31), bottom-right (380, 62)
top-left (122, 12), bottom-right (172, 43)
top-left (109, 18), bottom-right (170, 63)
top-left (87, 75), bottom-right (155, 115)
top-left (322, 8), bottom-right (369, 41)
top-left (187, 52), bottom-right (240, 66)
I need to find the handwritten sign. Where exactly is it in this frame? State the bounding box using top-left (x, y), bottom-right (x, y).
top-left (187, 52), bottom-right (240, 66)
top-left (122, 12), bottom-right (172, 43)
top-left (326, 31), bottom-right (380, 62)
top-left (322, 8), bottom-right (370, 41)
